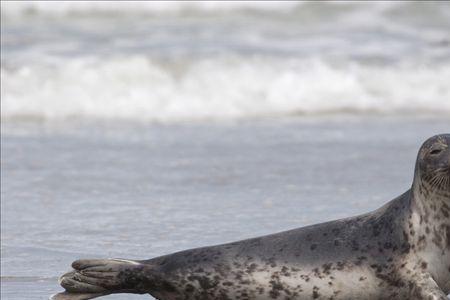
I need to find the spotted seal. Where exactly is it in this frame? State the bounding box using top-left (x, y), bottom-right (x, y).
top-left (52, 134), bottom-right (450, 300)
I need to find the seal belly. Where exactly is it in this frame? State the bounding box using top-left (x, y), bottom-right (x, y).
top-left (146, 230), bottom-right (385, 300)
top-left (149, 250), bottom-right (382, 300)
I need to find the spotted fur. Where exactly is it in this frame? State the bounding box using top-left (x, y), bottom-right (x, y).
top-left (53, 134), bottom-right (450, 300)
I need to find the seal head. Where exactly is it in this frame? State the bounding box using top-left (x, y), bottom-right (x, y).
top-left (414, 134), bottom-right (450, 196)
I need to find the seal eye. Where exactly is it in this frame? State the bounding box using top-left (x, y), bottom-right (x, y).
top-left (429, 148), bottom-right (443, 155)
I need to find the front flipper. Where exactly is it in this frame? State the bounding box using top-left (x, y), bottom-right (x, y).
top-left (50, 292), bottom-right (109, 300)
top-left (408, 272), bottom-right (448, 300)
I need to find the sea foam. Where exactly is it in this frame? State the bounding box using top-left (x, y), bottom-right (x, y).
top-left (2, 56), bottom-right (449, 122)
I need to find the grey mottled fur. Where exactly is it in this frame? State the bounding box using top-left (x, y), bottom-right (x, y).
top-left (52, 134), bottom-right (450, 300)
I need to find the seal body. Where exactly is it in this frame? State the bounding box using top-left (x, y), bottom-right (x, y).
top-left (52, 134), bottom-right (450, 300)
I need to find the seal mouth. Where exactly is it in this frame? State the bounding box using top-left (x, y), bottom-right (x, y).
top-left (436, 166), bottom-right (450, 173)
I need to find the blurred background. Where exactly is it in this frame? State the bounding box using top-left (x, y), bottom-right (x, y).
top-left (1, 1), bottom-right (450, 299)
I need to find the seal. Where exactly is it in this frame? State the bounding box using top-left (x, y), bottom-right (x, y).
top-left (52, 134), bottom-right (450, 300)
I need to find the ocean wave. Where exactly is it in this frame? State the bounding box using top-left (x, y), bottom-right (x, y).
top-left (2, 56), bottom-right (449, 122)
top-left (0, 1), bottom-right (428, 19)
top-left (1, 1), bottom-right (302, 17)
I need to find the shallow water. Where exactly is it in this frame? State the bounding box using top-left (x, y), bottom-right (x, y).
top-left (1, 116), bottom-right (450, 299)
top-left (2, 2), bottom-right (450, 299)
